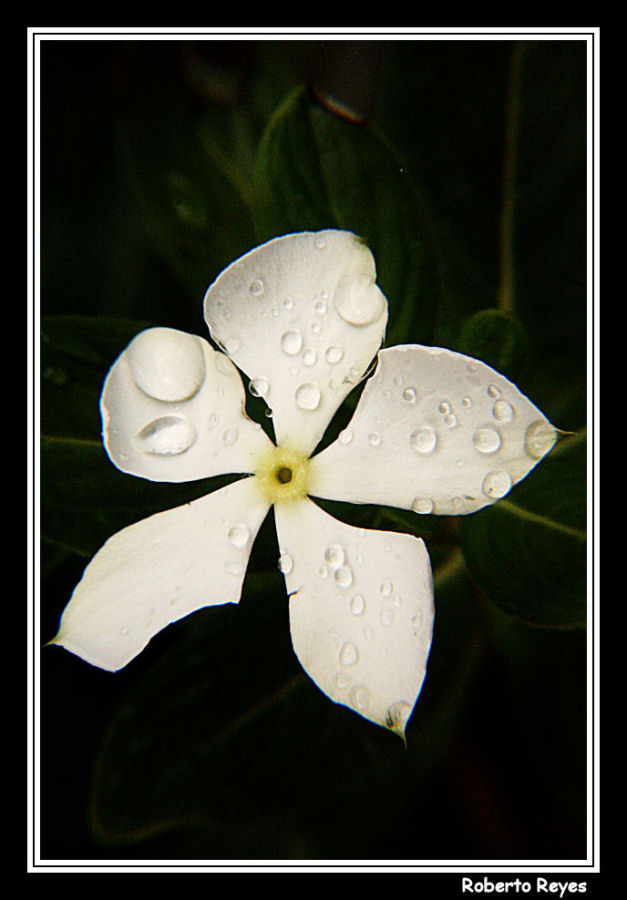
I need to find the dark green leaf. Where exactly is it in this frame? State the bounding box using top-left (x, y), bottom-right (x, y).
top-left (458, 431), bottom-right (587, 627)
top-left (455, 308), bottom-right (530, 382)
top-left (252, 86), bottom-right (441, 346)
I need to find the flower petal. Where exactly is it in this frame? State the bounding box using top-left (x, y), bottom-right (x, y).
top-left (274, 497), bottom-right (434, 736)
top-left (51, 477), bottom-right (270, 671)
top-left (309, 345), bottom-right (558, 515)
top-left (203, 231), bottom-right (387, 456)
top-left (102, 327), bottom-right (272, 482)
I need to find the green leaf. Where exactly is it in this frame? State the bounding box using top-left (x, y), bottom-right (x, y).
top-left (252, 86), bottom-right (440, 346)
top-left (458, 431), bottom-right (587, 627)
top-left (455, 308), bottom-right (530, 382)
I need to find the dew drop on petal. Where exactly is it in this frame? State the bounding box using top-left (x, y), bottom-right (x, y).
top-left (325, 344), bottom-right (344, 364)
top-left (386, 700), bottom-right (412, 733)
top-left (250, 376), bottom-right (269, 398)
top-left (412, 496), bottom-right (434, 515)
top-left (324, 544), bottom-right (345, 567)
top-left (410, 425), bottom-right (437, 455)
top-left (228, 523), bottom-right (250, 548)
top-left (295, 382), bottom-right (321, 410)
top-left (368, 432), bottom-right (381, 447)
top-left (249, 278), bottom-right (265, 297)
top-left (339, 641), bottom-right (359, 666)
top-left (380, 581), bottom-right (393, 597)
top-left (380, 607), bottom-right (394, 627)
top-left (472, 427), bottom-right (502, 454)
top-left (402, 387), bottom-right (417, 403)
top-left (302, 348), bottom-right (317, 367)
top-left (334, 566), bottom-right (353, 588)
top-left (222, 427), bottom-right (239, 446)
top-left (492, 399), bottom-right (515, 423)
top-left (525, 420), bottom-right (558, 458)
top-left (136, 416), bottom-right (196, 455)
top-left (334, 276), bottom-right (386, 326)
top-left (482, 469), bottom-right (513, 499)
top-left (349, 684), bottom-right (370, 710)
top-left (278, 553), bottom-right (293, 574)
top-left (488, 384), bottom-right (501, 398)
top-left (350, 594), bottom-right (366, 616)
top-left (338, 427), bottom-right (353, 445)
top-left (280, 330), bottom-right (303, 356)
top-left (127, 328), bottom-right (206, 402)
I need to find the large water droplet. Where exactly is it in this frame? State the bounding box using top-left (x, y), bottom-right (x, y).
top-left (127, 328), bottom-right (206, 402)
top-left (339, 641), bottom-right (359, 666)
top-left (280, 330), bottom-right (303, 356)
top-left (525, 419), bottom-right (558, 458)
top-left (482, 469), bottom-right (513, 499)
top-left (228, 523), bottom-right (250, 548)
top-left (473, 427), bottom-right (502, 454)
top-left (338, 427), bottom-right (353, 445)
top-left (295, 382), bottom-right (321, 410)
top-left (334, 275), bottom-right (386, 326)
top-left (410, 425), bottom-right (437, 455)
top-left (136, 416), bottom-right (196, 455)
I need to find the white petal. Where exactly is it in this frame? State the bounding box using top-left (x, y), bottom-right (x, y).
top-left (102, 327), bottom-right (272, 482)
top-left (204, 231), bottom-right (387, 456)
top-left (51, 477), bottom-right (270, 671)
top-left (309, 345), bottom-right (558, 516)
top-left (274, 497), bottom-right (434, 736)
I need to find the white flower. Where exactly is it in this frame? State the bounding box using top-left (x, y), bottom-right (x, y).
top-left (51, 230), bottom-right (557, 739)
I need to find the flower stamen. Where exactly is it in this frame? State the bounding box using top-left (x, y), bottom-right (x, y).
top-left (254, 445), bottom-right (310, 504)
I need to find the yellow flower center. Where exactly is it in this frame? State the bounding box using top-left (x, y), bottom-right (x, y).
top-left (253, 444), bottom-right (311, 504)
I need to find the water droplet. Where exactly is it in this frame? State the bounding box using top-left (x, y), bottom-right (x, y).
top-left (462, 396), bottom-right (473, 408)
top-left (402, 387), bottom-right (417, 403)
top-left (412, 496), bottom-right (435, 514)
top-left (411, 613), bottom-right (424, 634)
top-left (492, 399), bottom-right (514, 423)
top-left (410, 425), bottom-right (437, 455)
top-left (380, 581), bottom-right (393, 597)
top-left (222, 427), bottom-right (239, 446)
top-left (525, 419), bottom-right (558, 458)
top-left (119, 625), bottom-right (130, 636)
top-left (302, 348), bottom-right (317, 367)
top-left (324, 544), bottom-right (345, 567)
top-left (314, 234), bottom-right (327, 249)
top-left (249, 376), bottom-right (269, 398)
top-left (334, 566), bottom-right (353, 588)
top-left (487, 384), bottom-right (501, 398)
top-left (249, 278), bottom-right (265, 296)
top-left (224, 336), bottom-right (241, 354)
top-left (333, 671), bottom-right (351, 690)
top-left (438, 400), bottom-right (451, 415)
top-left (278, 553), bottom-right (293, 574)
top-left (325, 344), bottom-right (344, 364)
top-left (338, 427), bottom-right (353, 445)
top-left (368, 432), bottom-right (381, 447)
top-left (280, 330), bottom-right (303, 356)
top-left (339, 641), bottom-right (359, 666)
top-left (136, 416), bottom-right (196, 456)
top-left (443, 413), bottom-right (457, 428)
top-left (473, 427), bottom-right (502, 454)
top-left (351, 594), bottom-right (366, 616)
top-left (380, 607), bottom-right (394, 627)
top-left (482, 469), bottom-right (513, 499)
top-left (349, 684), bottom-right (370, 710)
top-left (314, 298), bottom-right (328, 315)
top-left (127, 328), bottom-right (206, 402)
top-left (224, 559), bottom-right (244, 576)
top-left (386, 700), bottom-right (412, 733)
top-left (334, 275), bottom-right (386, 326)
top-left (228, 523), bottom-right (250, 548)
top-left (295, 382), bottom-right (321, 410)
top-left (282, 296), bottom-right (293, 310)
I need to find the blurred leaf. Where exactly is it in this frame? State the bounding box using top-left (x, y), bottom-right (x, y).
top-left (252, 86), bottom-right (440, 346)
top-left (455, 308), bottom-right (530, 382)
top-left (458, 431), bottom-right (587, 627)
